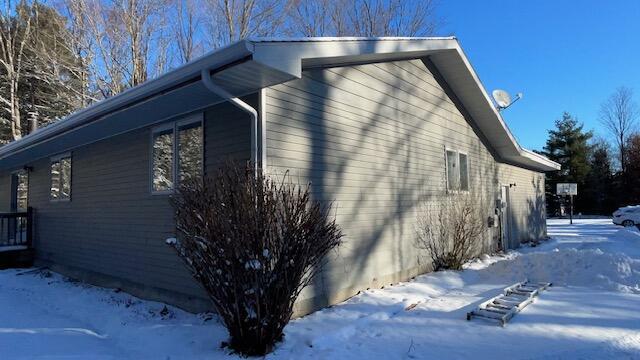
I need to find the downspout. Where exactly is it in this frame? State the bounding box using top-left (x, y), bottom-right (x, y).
top-left (200, 68), bottom-right (262, 174)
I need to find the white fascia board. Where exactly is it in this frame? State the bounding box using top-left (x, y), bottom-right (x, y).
top-left (437, 41), bottom-right (558, 171)
top-left (520, 149), bottom-right (561, 171)
top-left (449, 42), bottom-right (521, 153)
top-left (249, 36), bottom-right (458, 42)
top-left (250, 37), bottom-right (459, 78)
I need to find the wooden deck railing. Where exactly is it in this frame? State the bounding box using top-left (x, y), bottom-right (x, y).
top-left (0, 207), bottom-right (33, 248)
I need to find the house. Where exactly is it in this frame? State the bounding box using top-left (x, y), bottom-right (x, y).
top-left (0, 37), bottom-right (560, 315)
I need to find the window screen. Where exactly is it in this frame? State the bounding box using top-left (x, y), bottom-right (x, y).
top-left (446, 150), bottom-right (458, 190)
top-left (16, 170), bottom-right (28, 211)
top-left (151, 116), bottom-right (203, 193)
top-left (50, 161), bottom-right (60, 200)
top-left (51, 155), bottom-right (71, 201)
top-left (459, 153), bottom-right (469, 191)
top-left (60, 157), bottom-right (72, 198)
top-left (178, 122), bottom-right (203, 183)
top-left (152, 129), bottom-right (174, 192)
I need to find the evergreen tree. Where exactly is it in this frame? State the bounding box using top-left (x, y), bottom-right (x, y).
top-left (541, 112), bottom-right (593, 216)
top-left (583, 139), bottom-right (614, 214)
top-left (623, 133), bottom-right (640, 205)
top-left (0, 2), bottom-right (85, 143)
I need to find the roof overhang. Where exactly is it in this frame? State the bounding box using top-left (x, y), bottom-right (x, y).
top-left (0, 37), bottom-right (559, 172)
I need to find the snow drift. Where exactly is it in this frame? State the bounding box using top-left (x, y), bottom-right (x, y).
top-left (612, 227), bottom-right (640, 241)
top-left (484, 248), bottom-right (640, 294)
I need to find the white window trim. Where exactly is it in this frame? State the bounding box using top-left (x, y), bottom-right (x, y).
top-left (444, 147), bottom-right (470, 193)
top-left (50, 152), bottom-right (72, 202)
top-left (150, 113), bottom-right (204, 195)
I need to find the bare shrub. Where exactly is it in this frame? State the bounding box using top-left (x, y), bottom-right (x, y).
top-left (168, 162), bottom-right (343, 356)
top-left (414, 195), bottom-right (487, 271)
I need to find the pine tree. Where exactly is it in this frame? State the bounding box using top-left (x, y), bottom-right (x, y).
top-left (623, 133), bottom-right (640, 205)
top-left (0, 2), bottom-right (85, 143)
top-left (23, 3), bottom-right (85, 127)
top-left (583, 139), bottom-right (614, 214)
top-left (541, 112), bottom-right (593, 216)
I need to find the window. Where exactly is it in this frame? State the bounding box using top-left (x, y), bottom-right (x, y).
top-left (445, 149), bottom-right (469, 192)
top-left (51, 154), bottom-right (72, 201)
top-left (459, 153), bottom-right (469, 191)
top-left (151, 115), bottom-right (203, 193)
top-left (446, 150), bottom-right (458, 190)
top-left (152, 128), bottom-right (174, 192)
top-left (13, 170), bottom-right (28, 211)
top-left (178, 121), bottom-right (203, 183)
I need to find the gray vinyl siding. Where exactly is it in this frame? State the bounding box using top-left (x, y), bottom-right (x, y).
top-left (497, 163), bottom-right (547, 248)
top-left (0, 55), bottom-right (548, 316)
top-left (0, 174), bottom-right (9, 212)
top-left (204, 96), bottom-right (255, 172)
top-left (27, 129), bottom-right (191, 293)
top-left (0, 99), bottom-right (253, 302)
top-left (265, 59), bottom-right (546, 313)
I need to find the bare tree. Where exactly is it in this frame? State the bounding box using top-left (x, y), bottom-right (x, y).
top-left (57, 0), bottom-right (97, 107)
top-left (286, 0), bottom-right (332, 36)
top-left (414, 195), bottom-right (486, 271)
top-left (288, 0), bottom-right (440, 37)
top-left (76, 0), bottom-right (128, 97)
top-left (172, 0), bottom-right (202, 63)
top-left (61, 0), bottom-right (168, 98)
top-left (115, 0), bottom-right (168, 86)
top-left (599, 86), bottom-right (638, 172)
top-left (203, 0), bottom-right (289, 48)
top-left (0, 0), bottom-right (33, 140)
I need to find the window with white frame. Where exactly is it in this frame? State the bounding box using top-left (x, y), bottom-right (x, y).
top-left (445, 149), bottom-right (469, 192)
top-left (51, 154), bottom-right (72, 201)
top-left (151, 114), bottom-right (203, 193)
top-left (13, 169), bottom-right (28, 210)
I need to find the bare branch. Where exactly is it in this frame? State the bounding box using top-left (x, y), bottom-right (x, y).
top-left (287, 0), bottom-right (441, 37)
top-left (599, 86), bottom-right (639, 172)
top-left (414, 195), bottom-right (487, 271)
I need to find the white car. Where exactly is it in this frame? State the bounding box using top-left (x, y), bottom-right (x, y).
top-left (612, 206), bottom-right (640, 227)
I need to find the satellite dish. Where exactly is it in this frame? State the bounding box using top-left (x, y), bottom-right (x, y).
top-left (492, 89), bottom-right (512, 109)
top-left (492, 89), bottom-right (523, 111)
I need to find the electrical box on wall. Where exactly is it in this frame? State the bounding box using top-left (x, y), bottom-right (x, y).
top-left (487, 215), bottom-right (499, 228)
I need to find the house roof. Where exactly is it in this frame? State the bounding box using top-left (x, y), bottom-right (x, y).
top-left (0, 37), bottom-right (559, 172)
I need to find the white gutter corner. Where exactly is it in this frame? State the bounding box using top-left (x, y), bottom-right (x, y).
top-left (201, 69), bottom-right (264, 174)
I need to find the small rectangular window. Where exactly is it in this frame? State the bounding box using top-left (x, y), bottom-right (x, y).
top-left (151, 114), bottom-right (203, 194)
top-left (446, 150), bottom-right (458, 190)
top-left (445, 149), bottom-right (469, 192)
top-left (178, 122), bottom-right (203, 183)
top-left (152, 128), bottom-right (175, 192)
top-left (60, 157), bottom-right (72, 198)
top-left (15, 170), bottom-right (28, 211)
top-left (51, 154), bottom-right (71, 201)
top-left (459, 153), bottom-right (469, 191)
top-left (50, 161), bottom-right (60, 200)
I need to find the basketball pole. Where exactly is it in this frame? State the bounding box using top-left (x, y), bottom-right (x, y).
top-left (569, 194), bottom-right (573, 225)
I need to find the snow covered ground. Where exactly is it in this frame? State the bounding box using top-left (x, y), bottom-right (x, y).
top-left (1, 219), bottom-right (639, 359)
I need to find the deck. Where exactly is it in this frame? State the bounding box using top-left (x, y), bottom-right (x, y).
top-left (0, 207), bottom-right (34, 269)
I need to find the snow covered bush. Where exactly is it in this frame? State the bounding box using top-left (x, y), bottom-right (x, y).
top-left (168, 162), bottom-right (343, 356)
top-left (414, 195), bottom-right (486, 271)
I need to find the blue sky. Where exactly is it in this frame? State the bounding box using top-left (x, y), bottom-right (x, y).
top-left (439, 0), bottom-right (640, 151)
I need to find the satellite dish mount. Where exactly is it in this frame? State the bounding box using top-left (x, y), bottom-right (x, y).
top-left (492, 89), bottom-right (523, 112)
